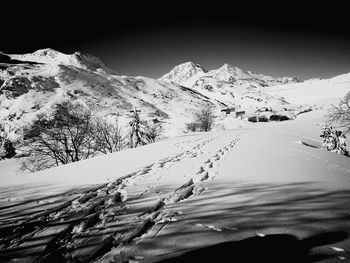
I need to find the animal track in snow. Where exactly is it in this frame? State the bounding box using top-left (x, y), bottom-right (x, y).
top-left (213, 154), bottom-right (220, 161)
top-left (193, 171), bottom-right (210, 183)
top-left (0, 134), bottom-right (245, 262)
top-left (196, 166), bottom-right (205, 174)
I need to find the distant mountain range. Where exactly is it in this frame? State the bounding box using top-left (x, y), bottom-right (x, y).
top-left (0, 49), bottom-right (349, 139)
top-left (160, 61), bottom-right (302, 87)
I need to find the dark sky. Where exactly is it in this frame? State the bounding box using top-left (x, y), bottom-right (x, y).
top-left (2, 2), bottom-right (350, 80)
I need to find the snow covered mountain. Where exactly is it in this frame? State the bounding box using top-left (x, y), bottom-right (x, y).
top-left (0, 49), bottom-right (225, 139)
top-left (159, 62), bottom-right (303, 109)
top-left (159, 62), bottom-right (302, 87)
top-left (159, 62), bottom-right (208, 85)
top-left (1, 49), bottom-right (349, 140)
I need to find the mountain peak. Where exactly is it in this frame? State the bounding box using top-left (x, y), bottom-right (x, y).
top-left (161, 61), bottom-right (304, 86)
top-left (207, 64), bottom-right (250, 82)
top-left (159, 61), bottom-right (207, 84)
top-left (173, 61), bottom-right (207, 73)
top-left (71, 51), bottom-right (107, 72)
top-left (221, 63), bottom-right (237, 68)
top-left (217, 63), bottom-right (242, 72)
top-left (4, 49), bottom-right (108, 74)
top-left (8, 48), bottom-right (75, 67)
top-left (32, 48), bottom-right (65, 58)
top-left (182, 61), bottom-right (205, 68)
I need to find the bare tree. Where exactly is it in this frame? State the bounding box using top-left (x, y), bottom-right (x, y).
top-left (19, 101), bottom-right (98, 171)
top-left (19, 103), bottom-right (165, 171)
top-left (193, 105), bottom-right (216, 132)
top-left (328, 92), bottom-right (350, 134)
top-left (94, 117), bottom-right (125, 154)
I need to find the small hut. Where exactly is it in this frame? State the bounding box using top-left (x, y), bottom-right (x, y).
top-left (221, 108), bottom-right (236, 117)
top-left (235, 111), bottom-right (246, 119)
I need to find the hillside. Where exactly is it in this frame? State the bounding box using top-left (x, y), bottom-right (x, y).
top-left (0, 50), bottom-right (224, 139)
top-left (2, 49), bottom-right (349, 142)
top-left (261, 72), bottom-right (350, 105)
top-left (2, 49), bottom-right (328, 141)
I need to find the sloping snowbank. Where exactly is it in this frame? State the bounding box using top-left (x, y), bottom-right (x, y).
top-left (262, 76), bottom-right (350, 105)
top-left (0, 133), bottom-right (222, 187)
top-left (1, 139), bottom-right (181, 187)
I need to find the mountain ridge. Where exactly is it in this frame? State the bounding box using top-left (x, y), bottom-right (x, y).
top-left (159, 61), bottom-right (302, 87)
top-left (0, 49), bottom-right (349, 139)
top-left (0, 50), bottom-right (226, 139)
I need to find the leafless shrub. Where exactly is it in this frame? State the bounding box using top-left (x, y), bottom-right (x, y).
top-left (94, 117), bottom-right (125, 154)
top-left (18, 103), bottom-right (165, 172)
top-left (186, 122), bottom-right (200, 132)
top-left (19, 101), bottom-right (98, 172)
top-left (193, 105), bottom-right (216, 132)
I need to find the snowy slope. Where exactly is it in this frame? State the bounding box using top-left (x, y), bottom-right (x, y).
top-left (261, 73), bottom-right (350, 105)
top-left (1, 110), bottom-right (350, 262)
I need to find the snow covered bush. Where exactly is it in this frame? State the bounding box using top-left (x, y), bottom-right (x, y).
top-left (128, 109), bottom-right (163, 148)
top-left (320, 125), bottom-right (349, 156)
top-left (328, 91), bottom-right (350, 134)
